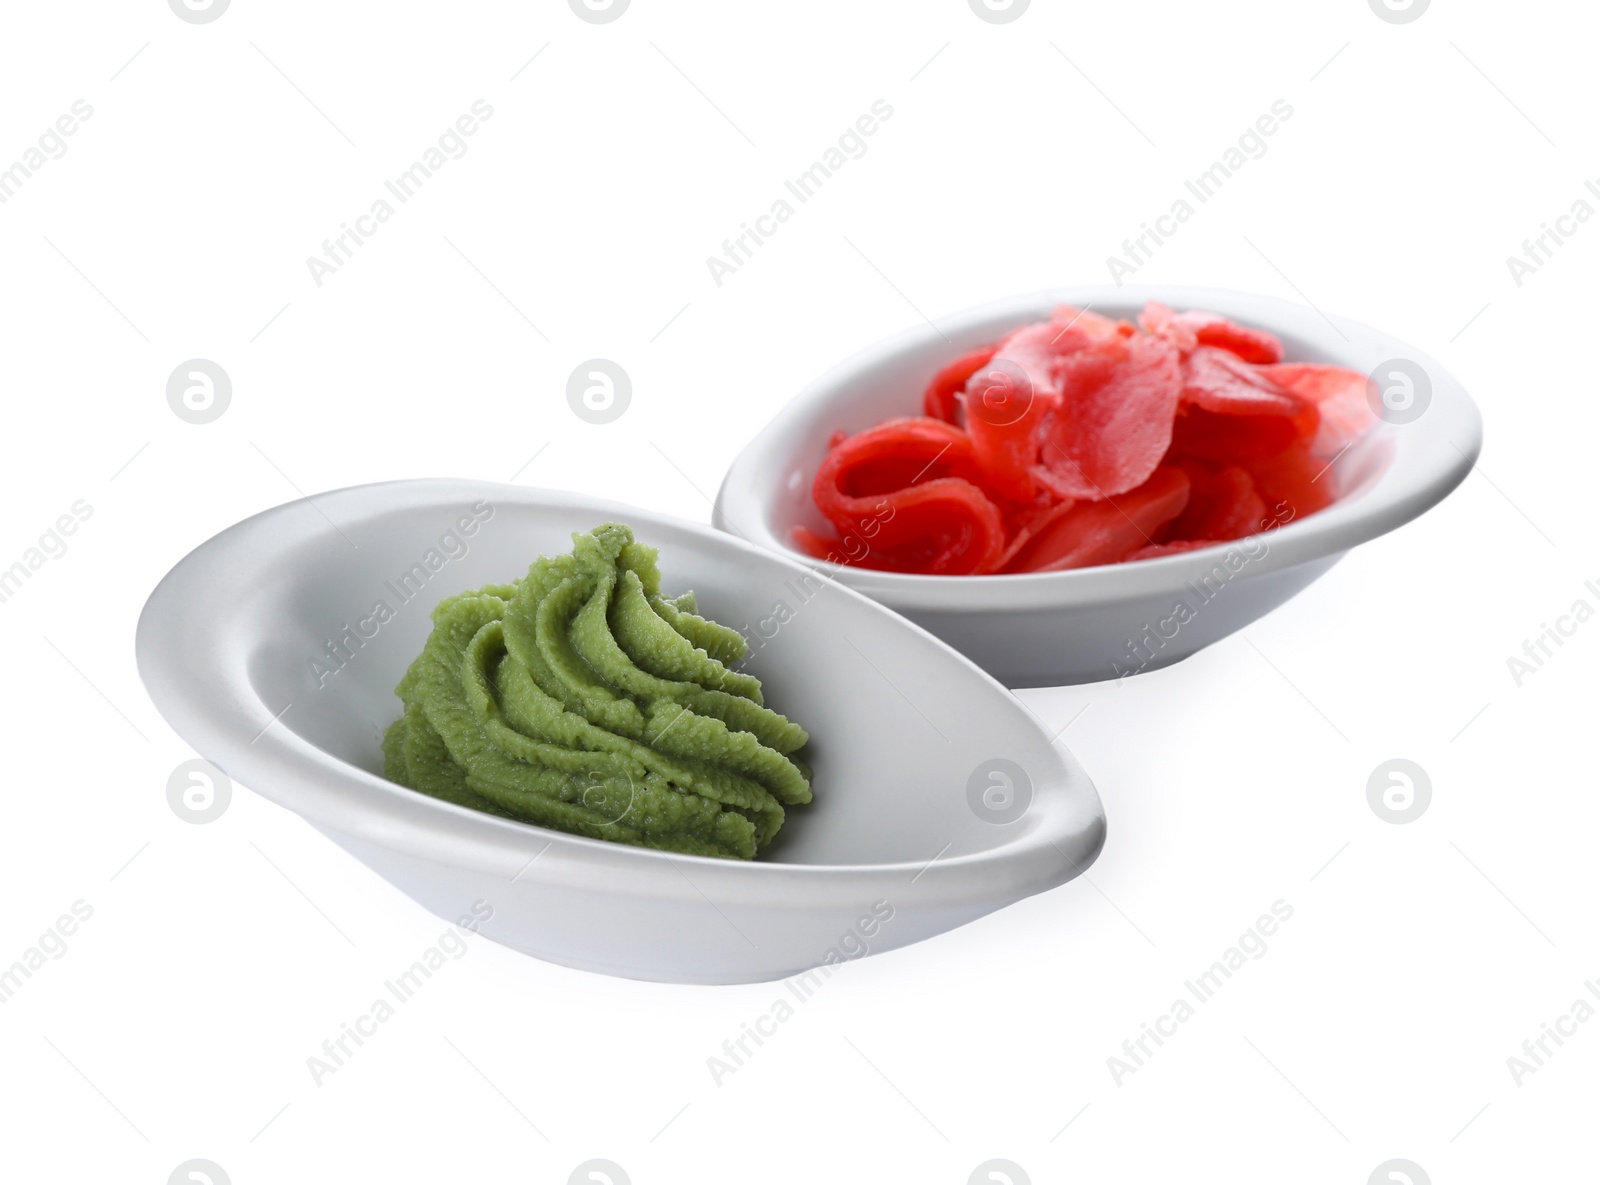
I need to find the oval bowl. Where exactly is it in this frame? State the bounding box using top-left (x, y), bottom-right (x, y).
top-left (136, 480), bottom-right (1105, 984)
top-left (714, 285), bottom-right (1483, 688)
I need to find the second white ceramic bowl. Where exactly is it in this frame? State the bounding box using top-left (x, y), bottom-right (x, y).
top-left (715, 285), bottom-right (1482, 687)
top-left (136, 481), bottom-right (1105, 984)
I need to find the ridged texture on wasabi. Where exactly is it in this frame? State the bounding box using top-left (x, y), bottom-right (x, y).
top-left (382, 524), bottom-right (812, 859)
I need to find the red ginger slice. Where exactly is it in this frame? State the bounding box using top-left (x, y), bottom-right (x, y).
top-left (1003, 466), bottom-right (1191, 573)
top-left (961, 313), bottom-right (1124, 501)
top-left (1242, 441), bottom-right (1332, 521)
top-left (1138, 301), bottom-right (1197, 354)
top-left (923, 344), bottom-right (997, 424)
top-left (1034, 334), bottom-right (1183, 499)
top-left (992, 495), bottom-right (1080, 572)
top-left (1182, 346), bottom-right (1312, 420)
top-left (809, 417), bottom-right (1004, 574)
top-left (1141, 301), bottom-right (1283, 364)
top-left (1258, 364), bottom-right (1376, 459)
top-left (1167, 461), bottom-right (1268, 543)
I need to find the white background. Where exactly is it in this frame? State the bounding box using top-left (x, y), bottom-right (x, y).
top-left (1, 0), bottom-right (1595, 1181)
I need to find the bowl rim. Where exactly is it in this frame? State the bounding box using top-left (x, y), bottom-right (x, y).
top-left (135, 478), bottom-right (1105, 912)
top-left (714, 284), bottom-right (1484, 613)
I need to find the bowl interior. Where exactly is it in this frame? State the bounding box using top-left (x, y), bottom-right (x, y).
top-left (218, 486), bottom-right (1093, 867)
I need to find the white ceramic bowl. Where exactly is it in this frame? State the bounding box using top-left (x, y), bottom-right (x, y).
top-left (136, 480), bottom-right (1105, 984)
top-left (715, 285), bottom-right (1483, 688)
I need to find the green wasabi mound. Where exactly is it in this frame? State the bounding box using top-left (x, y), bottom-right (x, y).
top-left (382, 523), bottom-right (812, 859)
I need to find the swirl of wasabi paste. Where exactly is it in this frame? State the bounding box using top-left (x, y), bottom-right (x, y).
top-left (381, 523), bottom-right (812, 859)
